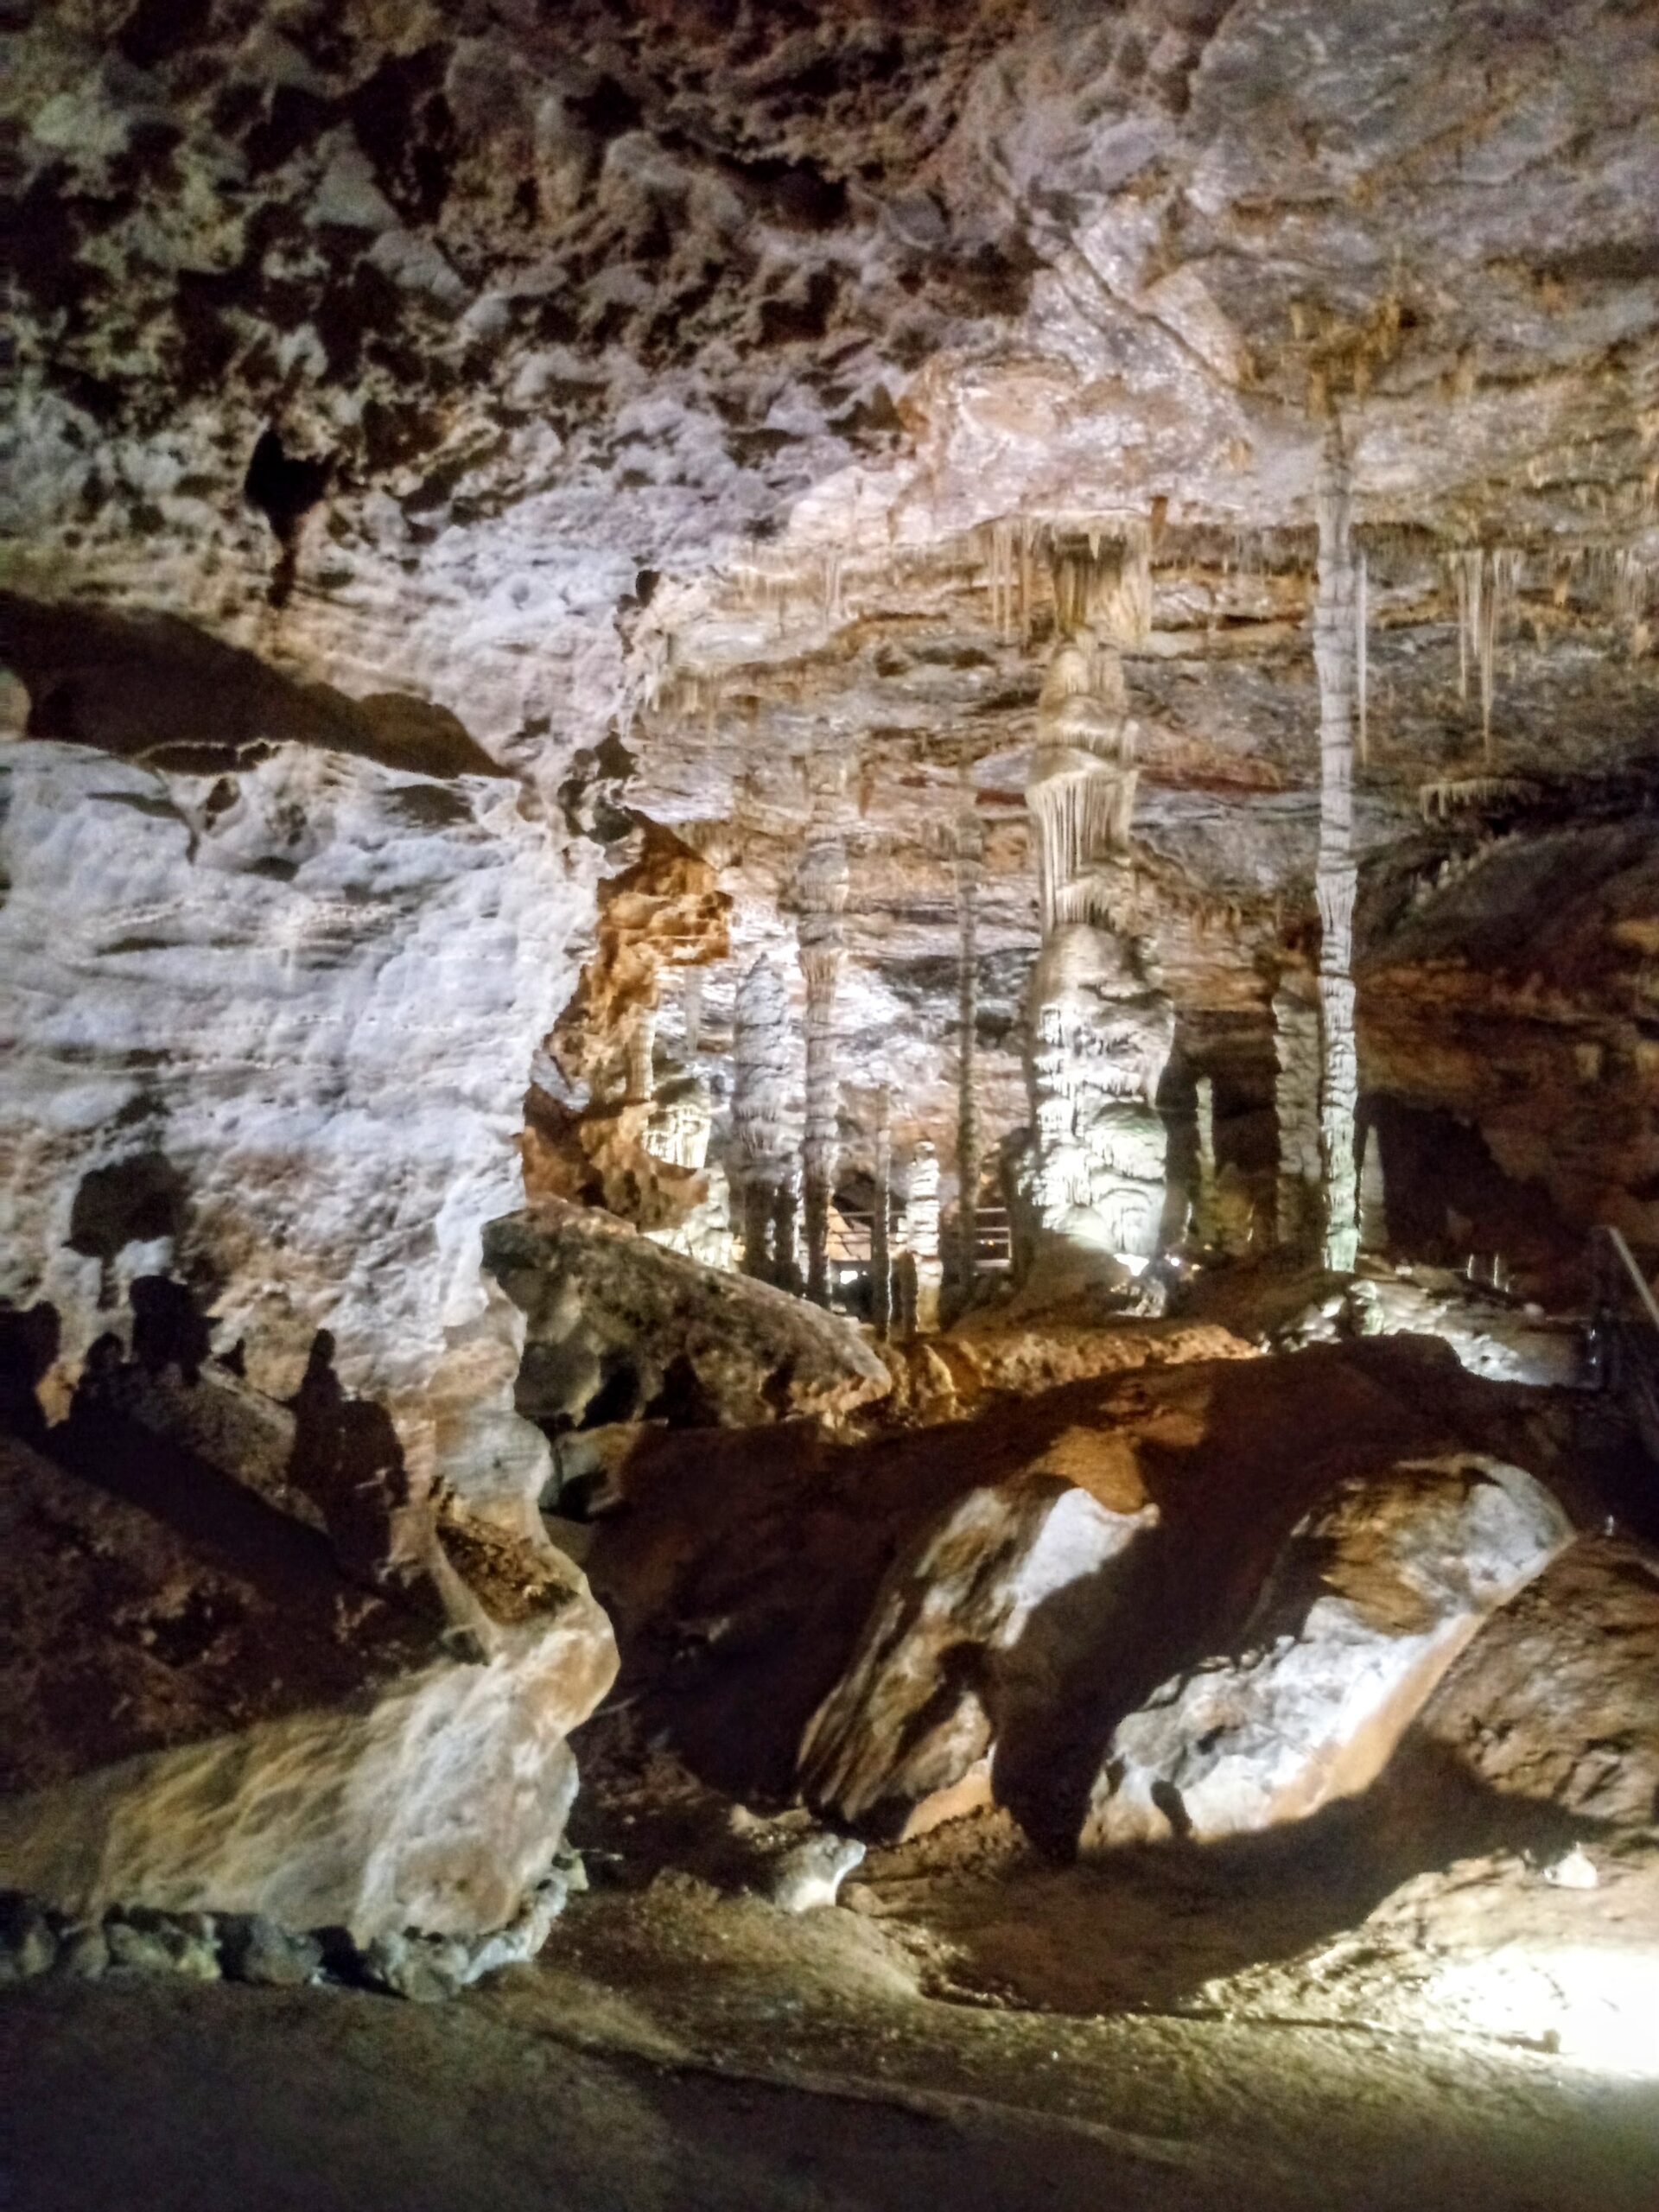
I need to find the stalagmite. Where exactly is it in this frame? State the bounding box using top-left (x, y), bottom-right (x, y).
top-left (871, 1088), bottom-right (893, 1338)
top-left (1020, 520), bottom-right (1173, 1275)
top-left (1314, 420), bottom-right (1360, 1273)
top-left (1359, 1119), bottom-right (1389, 1255)
top-left (1356, 546), bottom-right (1369, 767)
top-left (732, 954), bottom-right (795, 1284)
top-left (797, 753), bottom-right (852, 1307)
top-left (905, 1140), bottom-right (943, 1334)
top-left (680, 968), bottom-right (703, 1058)
top-left (955, 790), bottom-right (984, 1302)
top-left (1193, 1075), bottom-right (1219, 1246)
top-left (624, 1005), bottom-right (657, 1104)
top-left (1274, 975), bottom-right (1323, 1248)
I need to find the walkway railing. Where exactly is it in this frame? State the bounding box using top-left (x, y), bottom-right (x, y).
top-left (1589, 1224), bottom-right (1659, 1457)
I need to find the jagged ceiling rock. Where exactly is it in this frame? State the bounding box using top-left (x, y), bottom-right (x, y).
top-left (3, 0), bottom-right (1659, 1222)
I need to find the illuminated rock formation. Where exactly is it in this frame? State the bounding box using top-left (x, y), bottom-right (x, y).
top-left (731, 954), bottom-right (797, 1287)
top-left (1313, 423), bottom-right (1361, 1274)
top-left (905, 1140), bottom-right (943, 1334)
top-left (1020, 527), bottom-right (1173, 1274)
top-left (956, 792), bottom-right (985, 1303)
top-left (797, 757), bottom-right (853, 1307)
top-left (1274, 973), bottom-right (1323, 1249)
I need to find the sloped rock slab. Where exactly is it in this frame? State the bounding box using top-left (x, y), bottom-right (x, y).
top-left (1080, 1454), bottom-right (1573, 1851)
top-left (485, 1200), bottom-right (890, 1432)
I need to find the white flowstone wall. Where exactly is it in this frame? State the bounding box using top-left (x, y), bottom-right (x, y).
top-left (0, 738), bottom-right (582, 1529)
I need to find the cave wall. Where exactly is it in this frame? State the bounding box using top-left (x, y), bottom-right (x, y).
top-left (0, 734), bottom-right (584, 1522)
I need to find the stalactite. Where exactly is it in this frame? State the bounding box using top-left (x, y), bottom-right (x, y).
top-left (797, 754), bottom-right (852, 1307)
top-left (1314, 417), bottom-right (1360, 1273)
top-left (955, 791), bottom-right (983, 1303)
top-left (871, 1087), bottom-right (893, 1339)
top-left (1447, 545), bottom-right (1522, 757)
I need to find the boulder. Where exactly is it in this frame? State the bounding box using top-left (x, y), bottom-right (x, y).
top-left (0, 1580), bottom-right (613, 1943)
top-left (485, 1199), bottom-right (890, 1433)
top-left (1402, 1530), bottom-right (1659, 1835)
top-left (799, 1471), bottom-right (1157, 1837)
top-left (1079, 1454), bottom-right (1573, 1851)
top-left (0, 1431), bottom-right (616, 1946)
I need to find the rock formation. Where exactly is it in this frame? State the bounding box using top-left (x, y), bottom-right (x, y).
top-left (731, 955), bottom-right (798, 1289)
top-left (1080, 1454), bottom-right (1572, 1849)
top-left (485, 1200), bottom-right (889, 1433)
top-left (956, 792), bottom-right (985, 1304)
top-left (1313, 423), bottom-right (1361, 1274)
top-left (796, 755), bottom-right (853, 1308)
top-left (1020, 527), bottom-right (1173, 1278)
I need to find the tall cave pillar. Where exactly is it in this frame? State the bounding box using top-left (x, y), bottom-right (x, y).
top-left (955, 790), bottom-right (984, 1303)
top-left (1273, 972), bottom-right (1322, 1248)
top-left (1313, 421), bottom-right (1360, 1273)
top-left (733, 954), bottom-right (793, 1283)
top-left (871, 1087), bottom-right (893, 1338)
top-left (1193, 1075), bottom-right (1219, 1247)
top-left (906, 1140), bottom-right (943, 1334)
top-left (797, 755), bottom-right (852, 1307)
top-left (1021, 522), bottom-right (1173, 1273)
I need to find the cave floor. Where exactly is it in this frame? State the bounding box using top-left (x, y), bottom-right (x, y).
top-left (5, 1815), bottom-right (1657, 2212)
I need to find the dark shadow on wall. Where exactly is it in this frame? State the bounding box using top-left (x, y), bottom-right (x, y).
top-left (0, 590), bottom-right (508, 779)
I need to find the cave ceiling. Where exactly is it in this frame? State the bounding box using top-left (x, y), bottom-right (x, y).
top-left (4, 0), bottom-right (1659, 1161)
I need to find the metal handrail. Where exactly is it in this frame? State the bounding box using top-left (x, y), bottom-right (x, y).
top-left (1591, 1224), bottom-right (1659, 1336)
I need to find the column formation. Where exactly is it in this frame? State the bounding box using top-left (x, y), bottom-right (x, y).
top-left (955, 788), bottom-right (984, 1302)
top-left (624, 1004), bottom-right (657, 1104)
top-left (1358, 1121), bottom-right (1389, 1255)
top-left (871, 1087), bottom-right (893, 1338)
top-left (1192, 1075), bottom-right (1219, 1247)
top-left (1313, 421), bottom-right (1360, 1273)
top-left (1272, 973), bottom-right (1322, 1248)
top-left (1022, 523), bottom-right (1174, 1268)
top-left (797, 755), bottom-right (852, 1307)
top-left (906, 1140), bottom-right (942, 1334)
top-left (732, 954), bottom-right (795, 1284)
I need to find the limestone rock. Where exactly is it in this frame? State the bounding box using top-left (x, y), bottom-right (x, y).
top-left (1404, 1531), bottom-right (1659, 1836)
top-left (1080, 1454), bottom-right (1573, 1850)
top-left (800, 1473), bottom-right (1158, 1836)
top-left (485, 1200), bottom-right (890, 1431)
top-left (0, 738), bottom-right (579, 1528)
top-left (0, 1576), bottom-right (615, 1945)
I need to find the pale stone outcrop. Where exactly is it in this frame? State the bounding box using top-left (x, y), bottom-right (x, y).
top-left (485, 1199), bottom-right (890, 1431)
top-left (1079, 1454), bottom-right (1573, 1851)
top-left (0, 1583), bottom-right (616, 1944)
top-left (799, 1472), bottom-right (1157, 1837)
top-left (0, 738), bottom-right (578, 1533)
